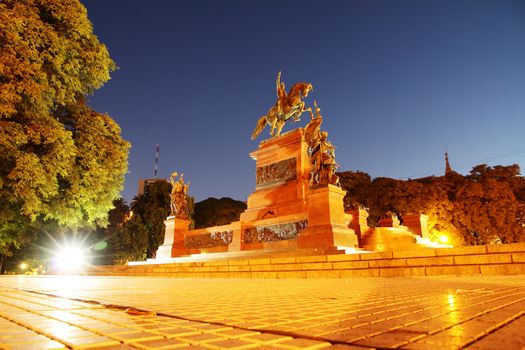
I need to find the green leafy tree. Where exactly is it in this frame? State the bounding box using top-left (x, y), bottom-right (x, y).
top-left (0, 0), bottom-right (129, 261)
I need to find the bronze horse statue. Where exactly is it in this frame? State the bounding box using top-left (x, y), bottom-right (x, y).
top-left (251, 73), bottom-right (313, 140)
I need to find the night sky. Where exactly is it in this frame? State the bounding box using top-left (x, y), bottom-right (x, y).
top-left (82, 0), bottom-right (525, 204)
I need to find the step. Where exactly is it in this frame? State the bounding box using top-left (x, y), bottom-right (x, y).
top-left (83, 242), bottom-right (525, 278)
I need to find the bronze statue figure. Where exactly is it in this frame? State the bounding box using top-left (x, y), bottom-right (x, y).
top-left (304, 101), bottom-right (340, 186)
top-left (169, 171), bottom-right (190, 218)
top-left (251, 72), bottom-right (313, 140)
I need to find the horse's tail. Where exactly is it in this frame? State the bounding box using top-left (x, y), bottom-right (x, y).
top-left (251, 115), bottom-right (267, 140)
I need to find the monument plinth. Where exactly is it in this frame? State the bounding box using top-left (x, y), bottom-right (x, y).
top-left (239, 127), bottom-right (358, 251)
top-left (299, 184), bottom-right (358, 249)
top-left (156, 217), bottom-right (191, 259)
top-left (241, 129), bottom-right (311, 222)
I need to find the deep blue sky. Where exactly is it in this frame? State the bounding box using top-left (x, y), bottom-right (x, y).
top-left (82, 0), bottom-right (525, 204)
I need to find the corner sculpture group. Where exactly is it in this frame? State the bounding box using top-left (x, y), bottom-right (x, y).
top-left (169, 172), bottom-right (190, 219)
top-left (157, 73), bottom-right (431, 260)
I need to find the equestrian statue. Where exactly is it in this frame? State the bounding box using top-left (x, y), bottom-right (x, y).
top-left (251, 72), bottom-right (313, 140)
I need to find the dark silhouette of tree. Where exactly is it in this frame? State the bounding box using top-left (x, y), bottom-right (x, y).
top-left (338, 163), bottom-right (525, 246)
top-left (94, 198), bottom-right (130, 265)
top-left (194, 197), bottom-right (247, 229)
top-left (127, 182), bottom-right (171, 259)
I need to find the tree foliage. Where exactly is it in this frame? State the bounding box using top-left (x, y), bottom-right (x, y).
top-left (107, 190), bottom-right (245, 264)
top-left (129, 181), bottom-right (172, 259)
top-left (339, 164), bottom-right (525, 245)
top-left (112, 214), bottom-right (148, 264)
top-left (109, 182), bottom-right (194, 262)
top-left (0, 0), bottom-right (129, 258)
top-left (194, 197), bottom-right (246, 229)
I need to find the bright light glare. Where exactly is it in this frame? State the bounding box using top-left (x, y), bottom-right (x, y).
top-left (19, 263), bottom-right (28, 270)
top-left (439, 235), bottom-right (449, 243)
top-left (52, 244), bottom-right (90, 272)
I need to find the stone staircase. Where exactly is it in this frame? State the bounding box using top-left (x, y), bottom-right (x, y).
top-left (84, 242), bottom-right (525, 278)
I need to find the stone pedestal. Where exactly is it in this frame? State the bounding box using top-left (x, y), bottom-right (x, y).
top-left (361, 227), bottom-right (417, 251)
top-left (379, 216), bottom-right (401, 228)
top-left (155, 217), bottom-right (191, 259)
top-left (347, 208), bottom-right (369, 232)
top-left (403, 214), bottom-right (430, 238)
top-left (239, 128), bottom-right (358, 251)
top-left (346, 208), bottom-right (370, 245)
top-left (240, 128), bottom-right (311, 222)
top-left (298, 184), bottom-right (358, 249)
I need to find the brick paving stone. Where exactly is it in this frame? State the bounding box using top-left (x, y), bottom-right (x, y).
top-left (84, 345), bottom-right (139, 350)
top-left (62, 335), bottom-right (121, 349)
top-left (271, 338), bottom-right (332, 349)
top-left (152, 327), bottom-right (201, 339)
top-left (176, 333), bottom-right (227, 344)
top-left (133, 338), bottom-right (189, 349)
top-left (111, 331), bottom-right (164, 343)
top-left (215, 329), bottom-right (261, 339)
top-left (242, 334), bottom-right (293, 344)
top-left (0, 340), bottom-right (68, 350)
top-left (203, 338), bottom-right (259, 349)
top-left (352, 331), bottom-right (421, 348)
top-left (186, 325), bottom-right (234, 333)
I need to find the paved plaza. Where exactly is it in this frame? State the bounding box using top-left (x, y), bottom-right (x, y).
top-left (0, 275), bottom-right (525, 349)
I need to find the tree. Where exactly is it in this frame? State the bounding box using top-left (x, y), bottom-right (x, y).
top-left (193, 197), bottom-right (246, 229)
top-left (112, 215), bottom-right (148, 264)
top-left (104, 183), bottom-right (200, 264)
top-left (338, 164), bottom-right (525, 246)
top-left (94, 198), bottom-right (129, 265)
top-left (129, 181), bottom-right (171, 258)
top-left (0, 0), bottom-right (129, 259)
top-left (452, 165), bottom-right (525, 244)
top-left (114, 181), bottom-right (196, 261)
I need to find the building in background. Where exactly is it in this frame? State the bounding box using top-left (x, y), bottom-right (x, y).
top-left (137, 178), bottom-right (167, 195)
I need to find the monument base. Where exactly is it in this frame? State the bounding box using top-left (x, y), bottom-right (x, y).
top-left (153, 129), bottom-right (428, 259)
top-left (155, 217), bottom-right (191, 259)
top-left (299, 184), bottom-right (358, 249)
top-left (154, 129), bottom-right (360, 260)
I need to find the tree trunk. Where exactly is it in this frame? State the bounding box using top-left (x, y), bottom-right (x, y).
top-left (0, 254), bottom-right (4, 275)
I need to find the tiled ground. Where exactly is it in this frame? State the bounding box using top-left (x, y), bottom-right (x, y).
top-left (0, 275), bottom-right (524, 349)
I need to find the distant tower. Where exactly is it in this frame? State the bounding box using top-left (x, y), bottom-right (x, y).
top-left (445, 152), bottom-right (453, 176)
top-left (137, 145), bottom-right (164, 195)
top-left (154, 144), bottom-right (160, 178)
